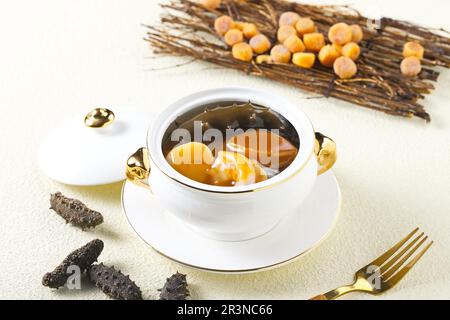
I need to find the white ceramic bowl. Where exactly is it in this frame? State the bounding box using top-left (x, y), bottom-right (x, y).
top-left (126, 88), bottom-right (336, 241)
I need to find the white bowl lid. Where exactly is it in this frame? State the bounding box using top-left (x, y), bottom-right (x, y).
top-left (38, 108), bottom-right (154, 186)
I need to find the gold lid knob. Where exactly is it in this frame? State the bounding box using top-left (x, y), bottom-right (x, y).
top-left (84, 108), bottom-right (115, 128)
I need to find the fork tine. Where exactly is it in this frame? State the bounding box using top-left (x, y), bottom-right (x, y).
top-left (383, 236), bottom-right (428, 280)
top-left (369, 227), bottom-right (419, 268)
top-left (385, 241), bottom-right (433, 288)
top-left (380, 232), bottom-right (424, 274)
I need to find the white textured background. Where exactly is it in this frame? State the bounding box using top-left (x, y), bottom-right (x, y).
top-left (0, 0), bottom-right (449, 299)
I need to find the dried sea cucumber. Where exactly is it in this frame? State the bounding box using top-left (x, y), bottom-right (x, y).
top-left (42, 239), bottom-right (104, 289)
top-left (50, 192), bottom-right (104, 230)
top-left (89, 263), bottom-right (143, 300)
top-left (159, 272), bottom-right (190, 300)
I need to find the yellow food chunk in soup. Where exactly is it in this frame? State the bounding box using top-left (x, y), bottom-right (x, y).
top-left (207, 151), bottom-right (267, 186)
top-left (166, 142), bottom-right (215, 183)
top-left (227, 130), bottom-right (298, 171)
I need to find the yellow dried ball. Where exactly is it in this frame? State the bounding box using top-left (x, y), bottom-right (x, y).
top-left (235, 21), bottom-right (246, 30)
top-left (198, 0), bottom-right (221, 10)
top-left (279, 11), bottom-right (300, 27)
top-left (292, 52), bottom-right (316, 68)
top-left (400, 57), bottom-right (422, 77)
top-left (242, 23), bottom-right (259, 39)
top-left (283, 35), bottom-right (305, 53)
top-left (224, 28), bottom-right (244, 46)
top-left (277, 25), bottom-right (297, 43)
top-left (334, 56), bottom-right (357, 79)
top-left (214, 15), bottom-right (235, 36)
top-left (256, 54), bottom-right (272, 64)
top-left (332, 43), bottom-right (343, 54)
top-left (295, 17), bottom-right (316, 36)
top-left (318, 44), bottom-right (341, 67)
top-left (303, 33), bottom-right (325, 52)
top-left (232, 42), bottom-right (253, 62)
top-left (341, 42), bottom-right (361, 61)
top-left (328, 23), bottom-right (352, 46)
top-left (350, 24), bottom-right (364, 43)
top-left (249, 34), bottom-right (271, 54)
top-left (403, 42), bottom-right (424, 60)
top-left (270, 44), bottom-right (291, 63)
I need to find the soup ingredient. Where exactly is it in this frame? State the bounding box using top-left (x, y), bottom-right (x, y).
top-left (283, 35), bottom-right (305, 53)
top-left (207, 151), bottom-right (267, 186)
top-left (42, 239), bottom-right (104, 289)
top-left (166, 142), bottom-right (215, 183)
top-left (50, 192), bottom-right (103, 230)
top-left (328, 23), bottom-right (352, 45)
top-left (271, 44), bottom-right (291, 63)
top-left (232, 42), bottom-right (254, 61)
top-left (295, 17), bottom-right (316, 36)
top-left (350, 24), bottom-right (363, 43)
top-left (242, 23), bottom-right (259, 38)
top-left (89, 263), bottom-right (143, 300)
top-left (162, 102), bottom-right (299, 159)
top-left (249, 34), bottom-right (271, 54)
top-left (214, 15), bottom-right (235, 36)
top-left (277, 25), bottom-right (297, 43)
top-left (256, 54), bottom-right (272, 64)
top-left (341, 42), bottom-right (361, 61)
top-left (224, 28), bottom-right (243, 46)
top-left (334, 56), bottom-right (357, 79)
top-left (199, 0), bottom-right (221, 10)
top-left (292, 52), bottom-right (316, 68)
top-left (159, 272), bottom-right (190, 300)
top-left (279, 11), bottom-right (300, 27)
top-left (227, 130), bottom-right (298, 171)
top-left (303, 33), bottom-right (325, 52)
top-left (318, 44), bottom-right (342, 67)
top-left (403, 42), bottom-right (424, 59)
top-left (401, 57), bottom-right (422, 77)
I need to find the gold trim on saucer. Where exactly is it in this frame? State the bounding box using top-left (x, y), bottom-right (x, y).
top-left (121, 176), bottom-right (341, 274)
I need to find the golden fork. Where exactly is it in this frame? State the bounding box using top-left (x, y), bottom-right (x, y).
top-left (310, 227), bottom-right (433, 300)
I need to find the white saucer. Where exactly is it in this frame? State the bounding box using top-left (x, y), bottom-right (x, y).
top-left (122, 171), bottom-right (341, 273)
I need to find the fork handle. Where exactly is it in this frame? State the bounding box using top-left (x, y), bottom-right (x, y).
top-left (309, 284), bottom-right (358, 300)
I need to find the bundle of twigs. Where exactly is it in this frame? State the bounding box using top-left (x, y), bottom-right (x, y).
top-left (145, 0), bottom-right (450, 121)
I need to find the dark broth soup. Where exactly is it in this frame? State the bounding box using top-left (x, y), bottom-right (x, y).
top-left (162, 101), bottom-right (300, 186)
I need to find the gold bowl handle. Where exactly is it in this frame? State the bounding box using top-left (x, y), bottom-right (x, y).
top-left (314, 132), bottom-right (337, 175)
top-left (126, 147), bottom-right (151, 190)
